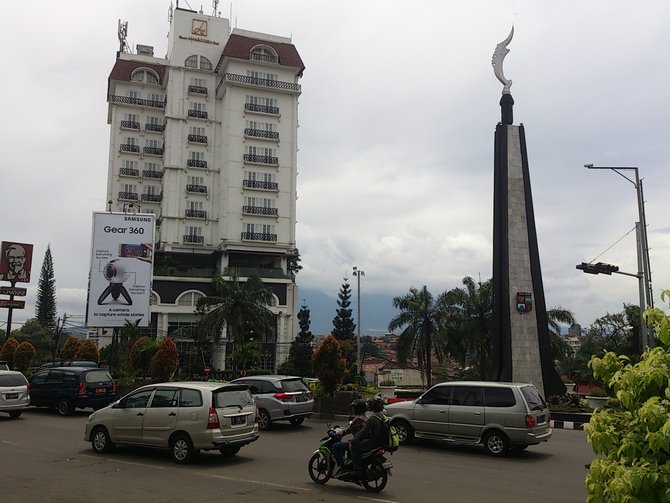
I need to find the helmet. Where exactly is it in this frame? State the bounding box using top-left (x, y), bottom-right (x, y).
top-left (367, 396), bottom-right (385, 413)
top-left (351, 399), bottom-right (368, 415)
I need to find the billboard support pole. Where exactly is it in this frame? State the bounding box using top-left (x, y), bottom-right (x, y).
top-left (4, 280), bottom-right (16, 342)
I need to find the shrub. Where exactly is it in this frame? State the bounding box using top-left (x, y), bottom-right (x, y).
top-left (150, 337), bottom-right (179, 382)
top-left (59, 336), bottom-right (81, 361)
top-left (0, 337), bottom-right (19, 368)
top-left (76, 339), bottom-right (100, 364)
top-left (129, 336), bottom-right (159, 375)
top-left (14, 341), bottom-right (36, 372)
top-left (312, 335), bottom-right (346, 396)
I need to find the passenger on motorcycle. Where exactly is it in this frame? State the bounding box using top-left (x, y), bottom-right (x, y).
top-left (349, 396), bottom-right (386, 478)
top-left (332, 399), bottom-right (368, 474)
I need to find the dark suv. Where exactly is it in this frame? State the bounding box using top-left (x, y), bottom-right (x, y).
top-left (28, 367), bottom-right (116, 416)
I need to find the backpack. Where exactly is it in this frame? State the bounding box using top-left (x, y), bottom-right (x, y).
top-left (377, 414), bottom-right (400, 453)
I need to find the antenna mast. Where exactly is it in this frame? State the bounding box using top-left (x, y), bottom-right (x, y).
top-left (117, 20), bottom-right (129, 53)
top-left (212, 0), bottom-right (219, 16)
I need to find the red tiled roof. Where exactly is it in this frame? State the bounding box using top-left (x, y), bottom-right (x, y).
top-left (108, 58), bottom-right (168, 85)
top-left (220, 34), bottom-right (305, 76)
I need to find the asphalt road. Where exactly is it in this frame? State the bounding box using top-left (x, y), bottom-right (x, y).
top-left (0, 408), bottom-right (592, 503)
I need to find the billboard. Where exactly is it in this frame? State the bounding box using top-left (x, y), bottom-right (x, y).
top-left (0, 241), bottom-right (34, 283)
top-left (85, 212), bottom-right (155, 327)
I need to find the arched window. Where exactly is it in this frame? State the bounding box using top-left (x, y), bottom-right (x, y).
top-left (185, 55), bottom-right (198, 68)
top-left (251, 45), bottom-right (278, 63)
top-left (130, 68), bottom-right (160, 84)
top-left (177, 291), bottom-right (205, 306)
top-left (150, 292), bottom-right (159, 305)
top-left (200, 57), bottom-right (212, 71)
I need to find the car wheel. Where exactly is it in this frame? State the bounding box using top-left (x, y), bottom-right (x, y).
top-left (219, 446), bottom-right (241, 456)
top-left (56, 399), bottom-right (73, 416)
top-left (484, 430), bottom-right (510, 457)
top-left (9, 410), bottom-right (22, 418)
top-left (289, 416), bottom-right (304, 426)
top-left (171, 434), bottom-right (198, 464)
top-left (257, 409), bottom-right (272, 430)
top-left (307, 452), bottom-right (332, 484)
top-left (91, 426), bottom-right (115, 454)
top-left (392, 419), bottom-right (414, 445)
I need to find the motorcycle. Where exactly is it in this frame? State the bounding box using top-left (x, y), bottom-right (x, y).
top-left (307, 426), bottom-right (393, 493)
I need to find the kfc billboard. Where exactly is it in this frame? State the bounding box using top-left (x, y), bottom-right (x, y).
top-left (0, 241), bottom-right (34, 283)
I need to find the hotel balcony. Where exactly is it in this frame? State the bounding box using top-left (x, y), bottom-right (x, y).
top-left (187, 109), bottom-right (208, 119)
top-left (243, 205), bottom-right (278, 217)
top-left (183, 234), bottom-right (204, 244)
top-left (142, 169), bottom-right (164, 179)
top-left (243, 154), bottom-right (278, 165)
top-left (110, 95), bottom-right (166, 109)
top-left (118, 191), bottom-right (139, 201)
top-left (120, 120), bottom-right (140, 130)
top-left (250, 53), bottom-right (278, 64)
top-left (120, 144), bottom-right (140, 153)
top-left (186, 184), bottom-right (207, 194)
top-left (187, 159), bottom-right (207, 169)
top-left (145, 123), bottom-right (165, 133)
top-left (242, 179), bottom-right (279, 191)
top-left (142, 193), bottom-right (163, 203)
top-left (185, 209), bottom-right (207, 219)
top-left (244, 128), bottom-right (279, 141)
top-left (241, 232), bottom-right (277, 242)
top-left (119, 167), bottom-right (139, 177)
top-left (188, 134), bottom-right (208, 144)
top-left (217, 73), bottom-right (300, 97)
top-left (187, 85), bottom-right (208, 95)
top-left (244, 102), bottom-right (280, 115)
top-left (143, 146), bottom-right (164, 156)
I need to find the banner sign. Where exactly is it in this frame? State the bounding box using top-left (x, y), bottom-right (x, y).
top-left (0, 286), bottom-right (27, 296)
top-left (85, 212), bottom-right (155, 327)
top-left (0, 241), bottom-right (34, 283)
top-left (0, 299), bottom-right (25, 309)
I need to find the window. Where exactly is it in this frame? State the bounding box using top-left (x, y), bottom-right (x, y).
top-left (124, 389), bottom-right (154, 408)
top-left (150, 388), bottom-right (178, 408)
top-left (30, 372), bottom-right (48, 384)
top-left (125, 113), bottom-right (138, 122)
top-left (144, 161), bottom-right (158, 171)
top-left (149, 93), bottom-right (163, 102)
top-left (244, 196), bottom-right (274, 208)
top-left (125, 137), bottom-right (137, 145)
top-left (177, 291), bottom-right (204, 306)
top-left (261, 224), bottom-right (274, 234)
top-left (185, 225), bottom-right (202, 236)
top-left (185, 55), bottom-right (198, 68)
top-left (191, 102), bottom-right (206, 112)
top-left (131, 68), bottom-right (159, 84)
top-left (189, 151), bottom-right (204, 161)
top-left (147, 116), bottom-right (161, 125)
top-left (123, 183), bottom-right (137, 193)
top-left (246, 95), bottom-right (277, 108)
top-left (189, 126), bottom-right (205, 135)
top-left (200, 56), bottom-right (212, 71)
top-left (145, 185), bottom-right (159, 196)
top-left (191, 77), bottom-right (206, 87)
top-left (128, 90), bottom-right (138, 99)
top-left (123, 160), bottom-right (137, 170)
top-left (188, 201), bottom-right (203, 210)
top-left (420, 386), bottom-right (451, 405)
top-left (247, 70), bottom-right (277, 81)
top-left (250, 46), bottom-right (278, 63)
top-left (145, 139), bottom-right (159, 148)
top-left (483, 387), bottom-right (516, 407)
top-left (214, 389), bottom-right (254, 408)
top-left (451, 386), bottom-right (484, 406)
top-left (187, 175), bottom-right (204, 186)
top-left (246, 120), bottom-right (275, 132)
top-left (179, 388), bottom-right (203, 407)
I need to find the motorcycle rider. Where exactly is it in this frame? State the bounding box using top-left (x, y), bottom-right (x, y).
top-left (332, 399), bottom-right (368, 475)
top-left (349, 396), bottom-right (386, 479)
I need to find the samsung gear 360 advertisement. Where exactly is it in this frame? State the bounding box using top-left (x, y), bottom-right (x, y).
top-left (85, 212), bottom-right (155, 327)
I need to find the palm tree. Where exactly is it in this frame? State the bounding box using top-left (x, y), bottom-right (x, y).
top-left (388, 286), bottom-right (446, 388)
top-left (197, 273), bottom-right (275, 345)
top-left (547, 307), bottom-right (576, 362)
top-left (441, 277), bottom-right (493, 378)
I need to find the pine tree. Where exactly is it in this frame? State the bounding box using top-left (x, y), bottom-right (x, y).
top-left (35, 245), bottom-right (57, 329)
top-left (332, 278), bottom-right (356, 341)
top-left (279, 303), bottom-right (314, 376)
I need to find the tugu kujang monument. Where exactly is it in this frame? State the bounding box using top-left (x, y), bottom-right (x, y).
top-left (490, 27), bottom-right (566, 398)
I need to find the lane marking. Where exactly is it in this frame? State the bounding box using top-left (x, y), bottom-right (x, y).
top-left (359, 497), bottom-right (402, 503)
top-left (80, 454), bottom-right (166, 470)
top-left (199, 472), bottom-right (311, 492)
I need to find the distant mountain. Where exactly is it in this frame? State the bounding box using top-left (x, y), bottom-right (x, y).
top-left (297, 287), bottom-right (399, 336)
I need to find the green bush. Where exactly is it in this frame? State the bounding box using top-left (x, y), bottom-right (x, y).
top-left (76, 339), bottom-right (100, 364)
top-left (59, 336), bottom-right (81, 361)
top-left (14, 341), bottom-right (36, 373)
top-left (150, 337), bottom-right (179, 382)
top-left (0, 337), bottom-right (19, 368)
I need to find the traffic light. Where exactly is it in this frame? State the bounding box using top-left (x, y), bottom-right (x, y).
top-left (576, 262), bottom-right (619, 275)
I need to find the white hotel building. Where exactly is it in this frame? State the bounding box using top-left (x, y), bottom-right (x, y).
top-left (104, 6), bottom-right (304, 372)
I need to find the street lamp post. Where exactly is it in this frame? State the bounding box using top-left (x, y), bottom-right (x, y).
top-left (584, 164), bottom-right (654, 346)
top-left (352, 266), bottom-right (365, 376)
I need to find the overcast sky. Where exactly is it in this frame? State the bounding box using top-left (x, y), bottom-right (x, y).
top-left (2, 0), bottom-right (669, 335)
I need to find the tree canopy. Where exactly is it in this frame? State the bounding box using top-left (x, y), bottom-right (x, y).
top-left (35, 245), bottom-right (57, 329)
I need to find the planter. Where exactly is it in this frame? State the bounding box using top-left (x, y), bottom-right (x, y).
top-left (586, 396), bottom-right (608, 409)
top-left (564, 383), bottom-right (575, 393)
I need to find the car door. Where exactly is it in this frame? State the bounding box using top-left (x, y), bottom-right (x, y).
top-left (141, 387), bottom-right (179, 446)
top-left (447, 385), bottom-right (485, 439)
top-left (28, 371), bottom-right (49, 405)
top-left (111, 388), bottom-right (154, 443)
top-left (411, 385), bottom-right (452, 436)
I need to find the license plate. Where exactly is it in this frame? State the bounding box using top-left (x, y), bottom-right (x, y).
top-left (95, 388), bottom-right (107, 394)
top-left (381, 460), bottom-right (393, 469)
top-left (231, 416), bottom-right (245, 425)
top-left (6, 393), bottom-right (18, 399)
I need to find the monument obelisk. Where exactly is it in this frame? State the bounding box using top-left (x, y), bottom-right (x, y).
top-left (491, 28), bottom-right (565, 398)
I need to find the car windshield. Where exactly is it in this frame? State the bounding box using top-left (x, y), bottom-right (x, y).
top-left (281, 379), bottom-right (308, 392)
top-left (520, 385), bottom-right (547, 411)
top-left (214, 387), bottom-right (254, 408)
top-left (0, 374), bottom-right (27, 386)
top-left (84, 371), bottom-right (113, 384)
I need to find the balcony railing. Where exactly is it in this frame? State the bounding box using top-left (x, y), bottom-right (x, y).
top-left (187, 109), bottom-right (208, 119)
top-left (243, 154), bottom-right (278, 165)
top-left (142, 193), bottom-right (163, 202)
top-left (119, 167), bottom-right (139, 177)
top-left (120, 144), bottom-right (140, 153)
top-left (145, 123), bottom-right (165, 133)
top-left (143, 146), bottom-right (164, 156)
top-left (243, 179), bottom-right (279, 191)
top-left (118, 191), bottom-right (139, 201)
top-left (187, 159), bottom-right (207, 168)
top-left (250, 53), bottom-right (279, 64)
top-left (241, 232), bottom-right (277, 242)
top-left (186, 184), bottom-right (207, 194)
top-left (185, 209), bottom-right (207, 219)
top-left (183, 234), bottom-right (204, 244)
top-left (188, 134), bottom-right (207, 144)
top-left (243, 205), bottom-right (278, 217)
top-left (224, 266), bottom-right (288, 279)
top-left (121, 120), bottom-right (140, 130)
top-left (188, 85), bottom-right (208, 95)
top-left (219, 73), bottom-right (300, 93)
top-left (244, 128), bottom-right (279, 140)
top-left (110, 95), bottom-right (166, 109)
top-left (244, 103), bottom-right (280, 115)
top-left (142, 169), bottom-right (164, 179)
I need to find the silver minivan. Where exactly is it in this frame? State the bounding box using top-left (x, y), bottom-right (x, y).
top-left (0, 370), bottom-right (30, 418)
top-left (385, 381), bottom-right (552, 456)
top-left (84, 382), bottom-right (259, 463)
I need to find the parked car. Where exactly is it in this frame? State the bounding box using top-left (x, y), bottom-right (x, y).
top-left (385, 380), bottom-right (552, 456)
top-left (28, 367), bottom-right (115, 416)
top-left (0, 370), bottom-right (30, 418)
top-left (40, 360), bottom-right (99, 369)
top-left (386, 388), bottom-right (423, 405)
top-left (230, 375), bottom-right (313, 430)
top-left (84, 382), bottom-right (260, 463)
